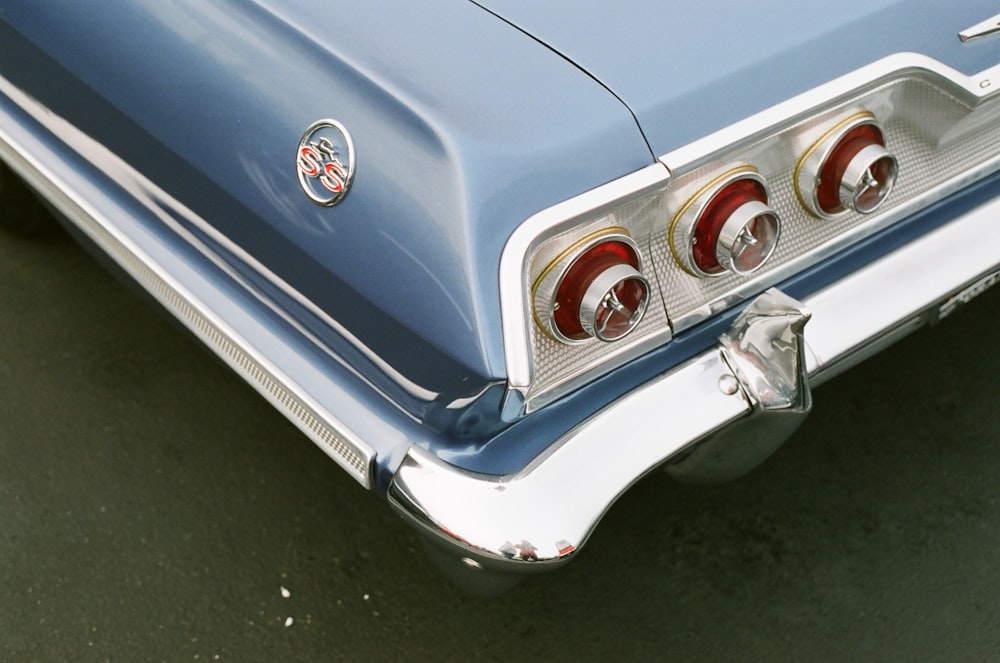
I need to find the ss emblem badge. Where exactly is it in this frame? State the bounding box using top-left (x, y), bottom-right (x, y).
top-left (296, 119), bottom-right (356, 206)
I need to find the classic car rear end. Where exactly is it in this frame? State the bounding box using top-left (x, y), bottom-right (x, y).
top-left (2, 0), bottom-right (999, 589)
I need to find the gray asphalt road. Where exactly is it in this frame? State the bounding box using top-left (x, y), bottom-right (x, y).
top-left (2, 218), bottom-right (1000, 661)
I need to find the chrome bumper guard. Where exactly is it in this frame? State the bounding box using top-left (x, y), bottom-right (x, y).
top-left (390, 187), bottom-right (1000, 570)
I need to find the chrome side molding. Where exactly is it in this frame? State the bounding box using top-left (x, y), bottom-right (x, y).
top-left (0, 79), bottom-right (376, 488)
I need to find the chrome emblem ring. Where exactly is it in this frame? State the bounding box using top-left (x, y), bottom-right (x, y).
top-left (296, 119), bottom-right (356, 206)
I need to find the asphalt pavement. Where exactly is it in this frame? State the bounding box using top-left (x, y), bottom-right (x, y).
top-left (3, 209), bottom-right (1000, 661)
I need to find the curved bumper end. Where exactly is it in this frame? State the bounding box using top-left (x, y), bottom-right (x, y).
top-left (388, 350), bottom-right (753, 570)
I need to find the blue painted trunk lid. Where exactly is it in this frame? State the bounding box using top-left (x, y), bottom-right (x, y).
top-left (474, 0), bottom-right (1000, 156)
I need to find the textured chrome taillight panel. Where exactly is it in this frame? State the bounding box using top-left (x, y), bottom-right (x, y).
top-left (503, 166), bottom-right (672, 411)
top-left (502, 54), bottom-right (1000, 414)
top-left (655, 70), bottom-right (1000, 332)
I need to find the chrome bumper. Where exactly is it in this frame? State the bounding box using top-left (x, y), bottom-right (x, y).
top-left (389, 186), bottom-right (1000, 570)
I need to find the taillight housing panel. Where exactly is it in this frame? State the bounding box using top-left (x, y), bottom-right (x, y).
top-left (503, 55), bottom-right (1000, 413)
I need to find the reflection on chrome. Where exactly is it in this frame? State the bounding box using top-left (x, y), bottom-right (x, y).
top-left (719, 288), bottom-right (811, 414)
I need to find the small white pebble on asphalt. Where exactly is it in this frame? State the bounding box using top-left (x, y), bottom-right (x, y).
top-left (280, 586), bottom-right (291, 599)
top-left (284, 617), bottom-right (294, 628)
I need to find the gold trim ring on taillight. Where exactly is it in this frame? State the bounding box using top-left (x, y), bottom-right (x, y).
top-left (795, 111), bottom-right (899, 218)
top-left (669, 167), bottom-right (782, 278)
top-left (532, 229), bottom-right (650, 345)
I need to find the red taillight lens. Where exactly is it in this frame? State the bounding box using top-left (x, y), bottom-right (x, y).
top-left (671, 169), bottom-right (781, 278)
top-left (798, 113), bottom-right (898, 217)
top-left (535, 235), bottom-right (650, 344)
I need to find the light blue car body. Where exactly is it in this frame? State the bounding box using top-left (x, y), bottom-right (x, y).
top-left (2, 0), bottom-right (999, 580)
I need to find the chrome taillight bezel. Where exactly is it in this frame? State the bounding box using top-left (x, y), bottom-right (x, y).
top-left (669, 167), bottom-right (782, 278)
top-left (795, 112), bottom-right (899, 218)
top-left (532, 230), bottom-right (650, 345)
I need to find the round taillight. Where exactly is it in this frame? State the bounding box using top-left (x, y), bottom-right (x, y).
top-left (533, 233), bottom-right (650, 344)
top-left (670, 169), bottom-right (781, 278)
top-left (796, 113), bottom-right (898, 218)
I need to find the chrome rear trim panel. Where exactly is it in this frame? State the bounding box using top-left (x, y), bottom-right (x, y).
top-left (502, 53), bottom-right (1000, 415)
top-left (804, 180), bottom-right (1000, 384)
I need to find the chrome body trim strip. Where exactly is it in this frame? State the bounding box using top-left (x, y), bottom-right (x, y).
top-left (394, 180), bottom-right (1000, 568)
top-left (0, 89), bottom-right (376, 487)
top-left (959, 13), bottom-right (1000, 42)
top-left (660, 53), bottom-right (999, 169)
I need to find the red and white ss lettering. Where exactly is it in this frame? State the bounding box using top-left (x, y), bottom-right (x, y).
top-left (297, 146), bottom-right (322, 177)
top-left (319, 161), bottom-right (347, 193)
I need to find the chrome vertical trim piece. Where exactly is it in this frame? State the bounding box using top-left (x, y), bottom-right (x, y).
top-left (668, 290), bottom-right (812, 483)
top-left (719, 289), bottom-right (811, 413)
